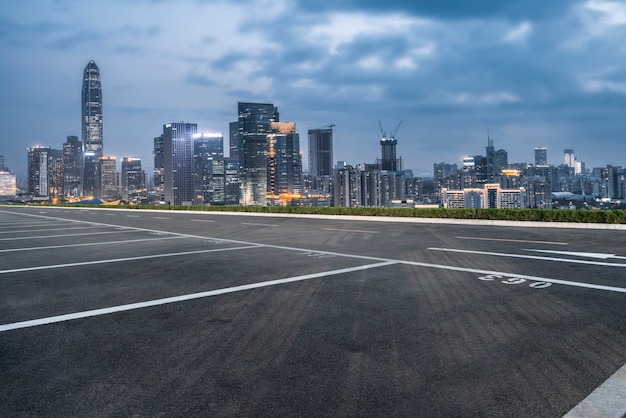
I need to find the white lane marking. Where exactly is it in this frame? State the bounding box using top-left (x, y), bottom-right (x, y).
top-left (0, 236), bottom-right (186, 253)
top-left (0, 222), bottom-right (77, 228)
top-left (563, 364), bottom-right (626, 418)
top-left (0, 226), bottom-right (103, 234)
top-left (455, 236), bottom-right (569, 245)
top-left (0, 245), bottom-right (261, 275)
top-left (153, 216), bottom-right (170, 220)
top-left (323, 228), bottom-right (379, 233)
top-left (528, 249), bottom-right (626, 260)
top-left (0, 230), bottom-right (135, 241)
top-left (399, 259), bottom-right (626, 293)
top-left (126, 215), bottom-right (140, 218)
top-left (2, 209), bottom-right (625, 294)
top-left (0, 261), bottom-right (396, 332)
top-left (191, 219), bottom-right (215, 223)
top-left (242, 222), bottom-right (278, 227)
top-left (428, 247), bottom-right (626, 268)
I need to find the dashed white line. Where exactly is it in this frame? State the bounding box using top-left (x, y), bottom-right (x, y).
top-left (0, 261), bottom-right (396, 332)
top-left (191, 219), bottom-right (215, 223)
top-left (323, 228), bottom-right (379, 233)
top-left (242, 222), bottom-right (278, 227)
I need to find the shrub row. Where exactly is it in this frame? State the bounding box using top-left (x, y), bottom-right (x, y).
top-left (102, 205), bottom-right (626, 224)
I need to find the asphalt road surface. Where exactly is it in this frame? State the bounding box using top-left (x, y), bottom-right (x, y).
top-left (1, 206), bottom-right (625, 417)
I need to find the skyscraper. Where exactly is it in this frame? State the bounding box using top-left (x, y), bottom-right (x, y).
top-left (564, 149), bottom-right (575, 168)
top-left (163, 122), bottom-right (198, 205)
top-left (237, 102), bottom-right (279, 206)
top-left (121, 157), bottom-right (143, 202)
top-left (534, 146), bottom-right (548, 167)
top-left (27, 146), bottom-right (51, 198)
top-left (100, 156), bottom-right (117, 201)
top-left (308, 127), bottom-right (333, 178)
top-left (63, 136), bottom-right (82, 197)
top-left (268, 122), bottom-right (303, 200)
top-left (193, 132), bottom-right (224, 205)
top-left (82, 60), bottom-right (103, 197)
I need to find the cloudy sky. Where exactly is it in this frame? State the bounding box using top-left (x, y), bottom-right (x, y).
top-left (1, 0), bottom-right (626, 178)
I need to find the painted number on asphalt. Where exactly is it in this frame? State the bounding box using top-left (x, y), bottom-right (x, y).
top-left (477, 275), bottom-right (552, 289)
top-left (297, 251), bottom-right (336, 258)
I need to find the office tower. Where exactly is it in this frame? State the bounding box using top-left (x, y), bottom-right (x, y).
top-left (485, 137), bottom-right (495, 182)
top-left (193, 132), bottom-right (224, 205)
top-left (229, 121), bottom-right (239, 160)
top-left (0, 155), bottom-right (4, 170)
top-left (121, 157), bottom-right (143, 202)
top-left (49, 149), bottom-right (64, 198)
top-left (100, 156), bottom-right (117, 200)
top-left (564, 149), bottom-right (575, 168)
top-left (534, 146), bottom-right (548, 167)
top-left (380, 134), bottom-right (397, 171)
top-left (153, 135), bottom-right (164, 201)
top-left (27, 146), bottom-right (51, 198)
top-left (163, 122), bottom-right (198, 205)
top-left (82, 60), bottom-right (103, 197)
top-left (268, 122), bottom-right (303, 200)
top-left (308, 127), bottom-right (333, 177)
top-left (237, 102), bottom-right (279, 206)
top-left (63, 136), bottom-right (83, 197)
top-left (493, 148), bottom-right (508, 175)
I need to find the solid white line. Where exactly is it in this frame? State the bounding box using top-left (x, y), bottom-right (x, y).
top-left (0, 236), bottom-right (187, 253)
top-left (0, 226), bottom-right (103, 234)
top-left (191, 219), bottom-right (215, 223)
top-left (428, 247), bottom-right (626, 268)
top-left (0, 230), bottom-right (135, 241)
top-left (0, 245), bottom-right (261, 275)
top-left (0, 261), bottom-right (397, 332)
top-left (529, 249), bottom-right (626, 260)
top-left (153, 217), bottom-right (171, 219)
top-left (563, 364), bottom-right (626, 418)
top-left (242, 222), bottom-right (278, 227)
top-left (455, 236), bottom-right (569, 245)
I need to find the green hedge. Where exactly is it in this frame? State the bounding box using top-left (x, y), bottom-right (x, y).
top-left (66, 204), bottom-right (626, 224)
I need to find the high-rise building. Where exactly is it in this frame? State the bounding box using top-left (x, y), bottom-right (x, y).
top-left (308, 127), bottom-right (333, 178)
top-left (268, 122), bottom-right (303, 200)
top-left (237, 102), bottom-right (279, 206)
top-left (82, 60), bottom-right (103, 197)
top-left (49, 149), bottom-right (64, 199)
top-left (534, 146), bottom-right (548, 167)
top-left (63, 136), bottom-right (82, 197)
top-left (564, 149), bottom-right (575, 168)
top-left (27, 146), bottom-right (51, 198)
top-left (0, 155), bottom-right (4, 170)
top-left (229, 121), bottom-right (239, 160)
top-left (153, 135), bottom-right (164, 201)
top-left (100, 156), bottom-right (117, 200)
top-left (121, 157), bottom-right (143, 202)
top-left (193, 132), bottom-right (224, 205)
top-left (380, 135), bottom-right (398, 171)
top-left (163, 122), bottom-right (198, 205)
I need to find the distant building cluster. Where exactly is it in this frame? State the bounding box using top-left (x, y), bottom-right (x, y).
top-left (4, 60), bottom-right (625, 210)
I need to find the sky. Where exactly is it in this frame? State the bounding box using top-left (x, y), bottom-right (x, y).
top-left (1, 0), bottom-right (626, 179)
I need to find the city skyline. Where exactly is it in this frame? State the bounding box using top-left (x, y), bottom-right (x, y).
top-left (2, 1), bottom-right (626, 179)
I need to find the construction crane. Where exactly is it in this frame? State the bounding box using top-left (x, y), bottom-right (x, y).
top-left (391, 120), bottom-right (403, 140)
top-left (378, 120), bottom-right (387, 139)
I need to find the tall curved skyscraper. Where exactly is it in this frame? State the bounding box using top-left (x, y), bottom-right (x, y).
top-left (82, 60), bottom-right (103, 197)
